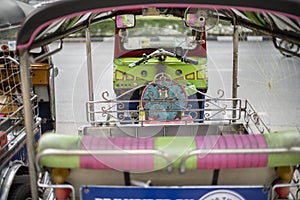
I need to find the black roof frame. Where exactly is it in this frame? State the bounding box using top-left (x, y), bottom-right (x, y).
top-left (16, 0), bottom-right (300, 49)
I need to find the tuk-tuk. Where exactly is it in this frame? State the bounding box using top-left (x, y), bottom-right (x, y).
top-left (16, 0), bottom-right (300, 199)
top-left (0, 0), bottom-right (55, 199)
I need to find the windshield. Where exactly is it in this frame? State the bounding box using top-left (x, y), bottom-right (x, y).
top-left (121, 16), bottom-right (198, 50)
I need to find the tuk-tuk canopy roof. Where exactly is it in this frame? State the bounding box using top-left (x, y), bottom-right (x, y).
top-left (16, 0), bottom-right (300, 50)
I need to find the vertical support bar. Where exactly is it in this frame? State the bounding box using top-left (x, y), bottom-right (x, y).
top-left (232, 24), bottom-right (239, 121)
top-left (49, 56), bottom-right (57, 130)
top-left (19, 50), bottom-right (38, 200)
top-left (85, 26), bottom-right (95, 125)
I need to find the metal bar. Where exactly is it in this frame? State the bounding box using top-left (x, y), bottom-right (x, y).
top-left (49, 57), bottom-right (57, 130)
top-left (36, 148), bottom-right (173, 173)
top-left (219, 14), bottom-right (300, 46)
top-left (272, 37), bottom-right (300, 58)
top-left (19, 50), bottom-right (39, 200)
top-left (0, 123), bottom-right (40, 171)
top-left (34, 40), bottom-right (63, 63)
top-left (0, 55), bottom-right (20, 65)
top-left (179, 147), bottom-right (300, 173)
top-left (37, 181), bottom-right (75, 200)
top-left (85, 25), bottom-right (95, 125)
top-left (0, 95), bottom-right (37, 126)
top-left (0, 131), bottom-right (26, 170)
top-left (85, 86), bottom-right (245, 124)
top-left (236, 17), bottom-right (300, 46)
top-left (244, 100), bottom-right (271, 133)
top-left (232, 22), bottom-right (239, 121)
top-left (271, 182), bottom-right (300, 200)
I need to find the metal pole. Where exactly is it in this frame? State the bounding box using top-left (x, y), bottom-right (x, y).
top-left (19, 50), bottom-right (39, 200)
top-left (85, 26), bottom-right (95, 125)
top-left (232, 23), bottom-right (239, 121)
top-left (49, 56), bottom-right (57, 130)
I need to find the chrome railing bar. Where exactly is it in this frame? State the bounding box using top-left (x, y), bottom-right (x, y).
top-left (179, 147), bottom-right (300, 173)
top-left (36, 148), bottom-right (173, 173)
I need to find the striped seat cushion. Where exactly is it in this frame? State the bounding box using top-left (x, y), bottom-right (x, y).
top-left (37, 130), bottom-right (300, 171)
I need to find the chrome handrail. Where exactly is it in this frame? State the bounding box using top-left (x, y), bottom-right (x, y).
top-left (36, 148), bottom-right (173, 173)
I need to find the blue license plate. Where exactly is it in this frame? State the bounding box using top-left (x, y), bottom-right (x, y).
top-left (81, 185), bottom-right (269, 200)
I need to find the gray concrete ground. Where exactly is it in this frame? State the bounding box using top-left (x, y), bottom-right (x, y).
top-left (51, 39), bottom-right (300, 133)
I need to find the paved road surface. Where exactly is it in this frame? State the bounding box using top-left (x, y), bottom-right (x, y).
top-left (50, 39), bottom-right (300, 133)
